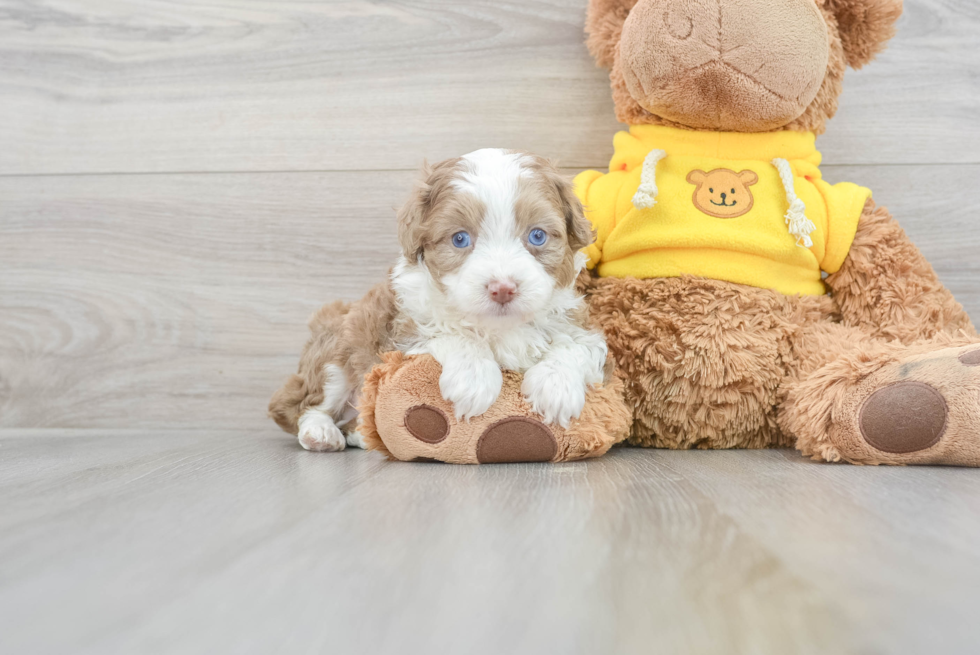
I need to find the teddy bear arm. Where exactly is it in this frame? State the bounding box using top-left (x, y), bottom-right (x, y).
top-left (826, 198), bottom-right (976, 344)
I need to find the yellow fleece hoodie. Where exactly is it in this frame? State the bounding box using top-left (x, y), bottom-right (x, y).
top-left (574, 125), bottom-right (872, 296)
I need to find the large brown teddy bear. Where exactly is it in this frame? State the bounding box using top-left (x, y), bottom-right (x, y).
top-left (577, 0), bottom-right (980, 465)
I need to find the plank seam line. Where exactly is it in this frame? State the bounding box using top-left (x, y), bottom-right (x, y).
top-left (0, 162), bottom-right (976, 179)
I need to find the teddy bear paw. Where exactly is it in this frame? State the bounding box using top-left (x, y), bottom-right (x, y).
top-left (829, 344), bottom-right (980, 466)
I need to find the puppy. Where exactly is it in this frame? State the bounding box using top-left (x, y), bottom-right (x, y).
top-left (269, 149), bottom-right (609, 452)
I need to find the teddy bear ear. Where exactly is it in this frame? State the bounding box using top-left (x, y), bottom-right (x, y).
top-left (824, 0), bottom-right (904, 69)
top-left (687, 170), bottom-right (707, 185)
top-left (738, 170), bottom-right (759, 186)
top-left (586, 0), bottom-right (640, 68)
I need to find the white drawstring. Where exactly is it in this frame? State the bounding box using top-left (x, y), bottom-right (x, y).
top-left (631, 149), bottom-right (667, 209)
top-left (772, 158), bottom-right (815, 248)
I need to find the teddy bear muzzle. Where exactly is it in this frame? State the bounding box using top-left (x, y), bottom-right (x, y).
top-left (618, 0), bottom-right (831, 132)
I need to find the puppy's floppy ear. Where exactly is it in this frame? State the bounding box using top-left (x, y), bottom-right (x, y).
top-left (824, 0), bottom-right (903, 69)
top-left (586, 0), bottom-right (640, 68)
top-left (545, 164), bottom-right (595, 252)
top-left (396, 162), bottom-right (432, 262)
top-left (397, 157), bottom-right (463, 261)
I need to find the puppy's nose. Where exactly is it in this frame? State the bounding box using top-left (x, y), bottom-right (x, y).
top-left (488, 280), bottom-right (517, 305)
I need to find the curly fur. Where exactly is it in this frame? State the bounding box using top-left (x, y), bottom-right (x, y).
top-left (268, 300), bottom-right (351, 434)
top-left (826, 199), bottom-right (976, 343)
top-left (581, 272), bottom-right (835, 449)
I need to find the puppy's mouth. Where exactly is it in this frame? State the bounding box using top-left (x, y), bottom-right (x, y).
top-left (474, 294), bottom-right (535, 324)
top-left (484, 299), bottom-right (523, 318)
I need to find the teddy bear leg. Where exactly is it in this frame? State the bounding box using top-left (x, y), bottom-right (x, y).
top-left (780, 324), bottom-right (980, 466)
top-left (581, 273), bottom-right (810, 449)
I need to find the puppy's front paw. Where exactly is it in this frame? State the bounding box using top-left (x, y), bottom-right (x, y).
top-left (439, 358), bottom-right (503, 420)
top-left (297, 412), bottom-right (346, 452)
top-left (522, 362), bottom-right (587, 428)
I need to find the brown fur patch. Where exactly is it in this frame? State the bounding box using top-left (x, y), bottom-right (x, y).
top-left (418, 188), bottom-right (485, 284)
top-left (397, 157), bottom-right (464, 262)
top-left (268, 282), bottom-right (403, 435)
top-left (268, 300), bottom-right (350, 434)
top-left (521, 159), bottom-right (595, 288)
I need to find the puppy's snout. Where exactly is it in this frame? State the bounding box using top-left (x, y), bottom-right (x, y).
top-left (488, 280), bottom-right (517, 305)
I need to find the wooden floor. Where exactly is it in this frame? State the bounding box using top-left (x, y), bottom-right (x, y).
top-left (5, 430), bottom-right (980, 655)
top-left (3, 0), bottom-right (980, 652)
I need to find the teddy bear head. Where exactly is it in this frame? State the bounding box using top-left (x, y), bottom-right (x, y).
top-left (586, 0), bottom-right (903, 133)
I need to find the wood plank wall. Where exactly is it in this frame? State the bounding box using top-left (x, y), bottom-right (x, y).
top-left (2, 0), bottom-right (978, 430)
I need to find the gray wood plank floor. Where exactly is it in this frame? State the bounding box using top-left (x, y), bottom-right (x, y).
top-left (4, 430), bottom-right (980, 655)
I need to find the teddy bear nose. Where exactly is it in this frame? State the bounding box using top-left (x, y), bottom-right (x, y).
top-left (720, 192), bottom-right (727, 200)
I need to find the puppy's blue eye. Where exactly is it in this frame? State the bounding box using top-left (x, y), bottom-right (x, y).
top-left (452, 231), bottom-right (471, 248)
top-left (528, 229), bottom-right (548, 246)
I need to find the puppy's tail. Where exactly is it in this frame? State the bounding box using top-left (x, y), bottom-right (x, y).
top-left (268, 300), bottom-right (351, 435)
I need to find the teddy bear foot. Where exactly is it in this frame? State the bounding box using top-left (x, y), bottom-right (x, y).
top-left (358, 353), bottom-right (631, 464)
top-left (812, 345), bottom-right (980, 466)
top-left (404, 407), bottom-right (558, 463)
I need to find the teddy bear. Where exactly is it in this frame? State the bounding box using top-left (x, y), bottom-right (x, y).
top-left (357, 352), bottom-right (631, 464)
top-left (576, 0), bottom-right (980, 465)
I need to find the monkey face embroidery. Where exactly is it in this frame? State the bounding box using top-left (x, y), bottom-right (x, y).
top-left (687, 169), bottom-right (759, 219)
